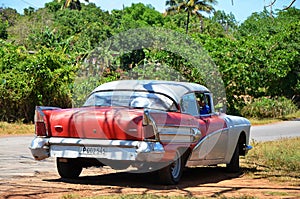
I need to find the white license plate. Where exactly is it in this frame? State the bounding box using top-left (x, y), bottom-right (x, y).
top-left (80, 146), bottom-right (106, 155)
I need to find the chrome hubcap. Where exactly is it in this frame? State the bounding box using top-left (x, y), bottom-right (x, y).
top-left (171, 151), bottom-right (181, 179)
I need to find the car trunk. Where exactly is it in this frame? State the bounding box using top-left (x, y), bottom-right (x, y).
top-left (45, 107), bottom-right (144, 140)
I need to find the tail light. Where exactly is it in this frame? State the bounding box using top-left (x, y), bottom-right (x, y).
top-left (143, 125), bottom-right (156, 140)
top-left (142, 110), bottom-right (159, 141)
top-left (34, 107), bottom-right (48, 136)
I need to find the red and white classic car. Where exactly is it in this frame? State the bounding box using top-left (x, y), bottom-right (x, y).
top-left (30, 80), bottom-right (252, 184)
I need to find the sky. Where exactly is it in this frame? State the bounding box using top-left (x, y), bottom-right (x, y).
top-left (0, 0), bottom-right (299, 23)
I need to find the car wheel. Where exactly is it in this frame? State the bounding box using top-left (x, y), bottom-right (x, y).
top-left (56, 158), bottom-right (82, 178)
top-left (226, 143), bottom-right (240, 173)
top-left (158, 150), bottom-right (184, 185)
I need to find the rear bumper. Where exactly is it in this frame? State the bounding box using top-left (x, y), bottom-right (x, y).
top-left (29, 137), bottom-right (165, 162)
top-left (29, 137), bottom-right (50, 160)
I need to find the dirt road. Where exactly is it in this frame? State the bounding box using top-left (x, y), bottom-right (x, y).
top-left (1, 166), bottom-right (300, 199)
top-left (0, 131), bottom-right (300, 198)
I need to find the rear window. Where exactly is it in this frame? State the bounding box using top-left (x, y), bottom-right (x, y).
top-left (83, 91), bottom-right (177, 111)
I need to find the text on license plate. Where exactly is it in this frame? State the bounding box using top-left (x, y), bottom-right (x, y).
top-left (80, 146), bottom-right (106, 155)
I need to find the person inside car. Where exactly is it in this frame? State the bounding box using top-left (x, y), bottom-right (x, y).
top-left (198, 99), bottom-right (210, 115)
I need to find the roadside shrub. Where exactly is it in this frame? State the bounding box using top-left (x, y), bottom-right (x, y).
top-left (241, 97), bottom-right (298, 118)
top-left (0, 42), bottom-right (76, 122)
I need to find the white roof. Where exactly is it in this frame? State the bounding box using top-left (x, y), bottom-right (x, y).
top-left (92, 80), bottom-right (210, 103)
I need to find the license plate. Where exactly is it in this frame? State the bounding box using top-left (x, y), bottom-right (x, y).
top-left (80, 146), bottom-right (106, 155)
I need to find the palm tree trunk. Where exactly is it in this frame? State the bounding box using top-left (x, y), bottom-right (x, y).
top-left (196, 13), bottom-right (204, 33)
top-left (186, 11), bottom-right (190, 34)
top-left (200, 17), bottom-right (204, 33)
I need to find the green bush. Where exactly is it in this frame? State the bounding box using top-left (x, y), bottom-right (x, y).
top-left (241, 97), bottom-right (298, 118)
top-left (0, 41), bottom-right (76, 122)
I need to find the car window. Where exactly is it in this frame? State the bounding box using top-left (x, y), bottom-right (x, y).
top-left (83, 91), bottom-right (177, 111)
top-left (195, 93), bottom-right (211, 115)
top-left (180, 93), bottom-right (199, 116)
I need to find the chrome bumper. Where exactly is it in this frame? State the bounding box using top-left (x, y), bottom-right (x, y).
top-left (29, 137), bottom-right (165, 162)
top-left (29, 137), bottom-right (50, 160)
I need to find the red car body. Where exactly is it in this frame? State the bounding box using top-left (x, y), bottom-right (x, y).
top-left (30, 80), bottom-right (252, 184)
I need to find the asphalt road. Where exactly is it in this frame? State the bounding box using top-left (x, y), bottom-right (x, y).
top-left (0, 136), bottom-right (55, 179)
top-left (250, 119), bottom-right (300, 142)
top-left (0, 120), bottom-right (299, 179)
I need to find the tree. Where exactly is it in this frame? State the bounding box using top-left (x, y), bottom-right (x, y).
top-left (24, 7), bottom-right (35, 16)
top-left (0, 7), bottom-right (19, 26)
top-left (165, 0), bottom-right (216, 33)
top-left (0, 21), bottom-right (8, 39)
top-left (58, 0), bottom-right (89, 10)
top-left (0, 7), bottom-right (19, 39)
top-left (111, 3), bottom-right (164, 32)
top-left (7, 8), bottom-right (54, 48)
top-left (211, 10), bottom-right (237, 34)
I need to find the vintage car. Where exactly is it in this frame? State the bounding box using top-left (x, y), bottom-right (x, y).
top-left (30, 80), bottom-right (252, 184)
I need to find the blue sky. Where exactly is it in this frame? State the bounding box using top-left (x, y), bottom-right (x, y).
top-left (0, 0), bottom-right (299, 22)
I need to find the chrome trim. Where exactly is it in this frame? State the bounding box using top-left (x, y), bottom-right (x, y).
top-left (157, 124), bottom-right (196, 128)
top-left (35, 106), bottom-right (61, 136)
top-left (29, 137), bottom-right (165, 162)
top-left (158, 127), bottom-right (191, 135)
top-left (159, 126), bottom-right (189, 141)
top-left (157, 126), bottom-right (202, 143)
top-left (234, 123), bottom-right (251, 127)
top-left (35, 106), bottom-right (49, 136)
top-left (38, 106), bottom-right (61, 111)
top-left (143, 109), bottom-right (160, 141)
top-left (29, 137), bottom-right (50, 160)
top-left (191, 127), bottom-right (202, 142)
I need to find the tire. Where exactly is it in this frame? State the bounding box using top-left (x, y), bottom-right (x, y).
top-left (57, 158), bottom-right (82, 179)
top-left (158, 150), bottom-right (184, 185)
top-left (109, 162), bottom-right (130, 170)
top-left (226, 143), bottom-right (240, 173)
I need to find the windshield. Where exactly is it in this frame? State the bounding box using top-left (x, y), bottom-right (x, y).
top-left (83, 91), bottom-right (177, 111)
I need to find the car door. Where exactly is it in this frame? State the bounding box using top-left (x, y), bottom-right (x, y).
top-left (196, 93), bottom-right (228, 160)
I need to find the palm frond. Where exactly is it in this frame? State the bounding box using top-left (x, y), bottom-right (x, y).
top-left (165, 0), bottom-right (216, 33)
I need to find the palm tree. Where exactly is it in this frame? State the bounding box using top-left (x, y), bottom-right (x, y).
top-left (58, 0), bottom-right (89, 10)
top-left (165, 0), bottom-right (217, 34)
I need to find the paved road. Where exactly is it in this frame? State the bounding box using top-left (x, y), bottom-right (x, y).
top-left (250, 120), bottom-right (300, 142)
top-left (0, 120), bottom-right (299, 179)
top-left (0, 136), bottom-right (55, 179)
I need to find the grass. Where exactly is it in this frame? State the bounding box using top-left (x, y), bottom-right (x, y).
top-left (0, 121), bottom-right (34, 136)
top-left (248, 118), bottom-right (282, 125)
top-left (248, 110), bottom-right (300, 125)
top-left (263, 191), bottom-right (289, 196)
top-left (61, 139), bottom-right (300, 198)
top-left (243, 137), bottom-right (300, 185)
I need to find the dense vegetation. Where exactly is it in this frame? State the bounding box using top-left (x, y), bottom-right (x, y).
top-left (0, 1), bottom-right (299, 122)
top-left (241, 97), bottom-right (297, 118)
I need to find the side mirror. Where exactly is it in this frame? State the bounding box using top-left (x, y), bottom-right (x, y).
top-left (216, 107), bottom-right (226, 115)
